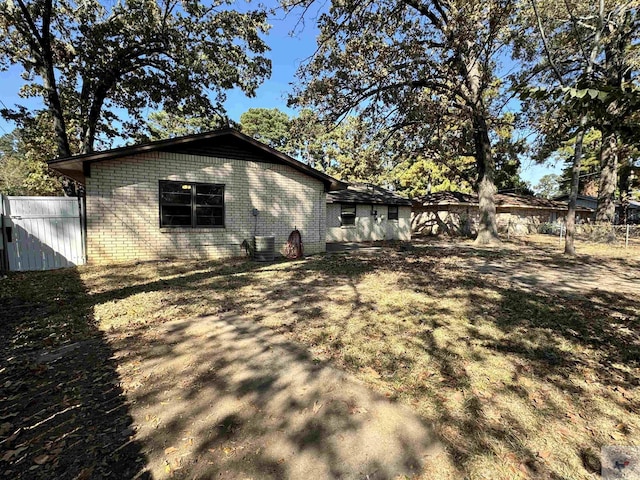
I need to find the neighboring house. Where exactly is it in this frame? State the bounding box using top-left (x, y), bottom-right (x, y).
top-left (413, 191), bottom-right (594, 236)
top-left (554, 194), bottom-right (640, 224)
top-left (326, 184), bottom-right (412, 242)
top-left (553, 194), bottom-right (598, 212)
top-left (48, 128), bottom-right (345, 263)
top-left (626, 200), bottom-right (640, 223)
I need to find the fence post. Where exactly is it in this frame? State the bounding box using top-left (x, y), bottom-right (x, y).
top-left (626, 224), bottom-right (630, 248)
top-left (0, 194), bottom-right (6, 272)
top-left (559, 224), bottom-right (564, 244)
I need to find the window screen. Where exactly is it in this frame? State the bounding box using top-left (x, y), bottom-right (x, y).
top-left (160, 181), bottom-right (224, 228)
top-left (388, 205), bottom-right (399, 220)
top-left (340, 204), bottom-right (356, 226)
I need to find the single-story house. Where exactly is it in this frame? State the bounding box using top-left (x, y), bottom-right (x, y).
top-left (326, 183), bottom-right (412, 242)
top-left (553, 194), bottom-right (598, 212)
top-left (412, 191), bottom-right (594, 236)
top-left (554, 193), bottom-right (640, 224)
top-left (48, 128), bottom-right (346, 263)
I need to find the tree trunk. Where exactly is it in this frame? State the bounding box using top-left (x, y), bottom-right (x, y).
top-left (80, 84), bottom-right (109, 154)
top-left (596, 129), bottom-right (618, 224)
top-left (473, 112), bottom-right (500, 245)
top-left (618, 155), bottom-right (632, 224)
top-left (42, 66), bottom-right (77, 197)
top-left (565, 126), bottom-right (586, 256)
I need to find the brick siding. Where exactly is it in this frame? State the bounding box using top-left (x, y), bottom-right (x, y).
top-left (86, 151), bottom-right (326, 263)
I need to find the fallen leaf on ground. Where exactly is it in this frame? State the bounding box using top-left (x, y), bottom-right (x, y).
top-left (164, 446), bottom-right (178, 455)
top-left (1, 446), bottom-right (27, 462)
top-left (33, 454), bottom-right (50, 465)
top-left (360, 366), bottom-right (381, 379)
top-left (73, 466), bottom-right (94, 480)
top-left (0, 422), bottom-right (12, 435)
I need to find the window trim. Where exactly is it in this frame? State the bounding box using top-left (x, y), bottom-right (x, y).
top-left (159, 180), bottom-right (225, 229)
top-left (340, 203), bottom-right (356, 227)
top-left (388, 205), bottom-right (399, 221)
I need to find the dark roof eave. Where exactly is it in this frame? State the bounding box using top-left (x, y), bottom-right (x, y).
top-left (326, 188), bottom-right (412, 206)
top-left (47, 128), bottom-right (346, 191)
top-left (326, 197), bottom-right (412, 206)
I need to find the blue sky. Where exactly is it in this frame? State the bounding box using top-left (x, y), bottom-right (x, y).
top-left (0, 4), bottom-right (561, 186)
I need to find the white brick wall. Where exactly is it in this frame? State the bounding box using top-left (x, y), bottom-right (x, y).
top-left (86, 152), bottom-right (327, 263)
top-left (326, 203), bottom-right (411, 242)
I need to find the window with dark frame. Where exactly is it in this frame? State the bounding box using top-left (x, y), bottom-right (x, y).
top-left (388, 205), bottom-right (399, 220)
top-left (340, 204), bottom-right (356, 226)
top-left (159, 181), bottom-right (224, 228)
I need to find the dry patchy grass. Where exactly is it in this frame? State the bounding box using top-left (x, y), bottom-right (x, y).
top-left (2, 236), bottom-right (639, 479)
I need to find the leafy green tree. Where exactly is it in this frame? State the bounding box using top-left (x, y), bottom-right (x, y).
top-left (556, 130), bottom-right (601, 196)
top-left (533, 174), bottom-right (561, 199)
top-left (288, 109), bottom-right (337, 171)
top-left (239, 108), bottom-right (292, 153)
top-left (0, 0), bottom-right (271, 162)
top-left (492, 114), bottom-right (532, 194)
top-left (283, 0), bottom-right (522, 244)
top-left (0, 131), bottom-right (63, 195)
top-left (390, 155), bottom-right (474, 198)
top-left (323, 116), bottom-right (390, 184)
top-left (520, 0), bottom-right (639, 241)
top-left (134, 109), bottom-right (227, 143)
top-left (517, 0), bottom-right (639, 251)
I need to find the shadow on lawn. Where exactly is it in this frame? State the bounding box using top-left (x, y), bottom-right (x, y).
top-left (461, 285), bottom-right (639, 477)
top-left (6, 242), bottom-right (637, 480)
top-left (486, 288), bottom-right (640, 384)
top-left (77, 245), bottom-right (638, 480)
top-left (107, 311), bottom-right (439, 479)
top-left (309, 247), bottom-right (640, 478)
top-left (0, 268), bottom-right (149, 480)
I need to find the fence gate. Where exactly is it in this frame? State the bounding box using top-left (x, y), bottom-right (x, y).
top-left (1, 196), bottom-right (86, 271)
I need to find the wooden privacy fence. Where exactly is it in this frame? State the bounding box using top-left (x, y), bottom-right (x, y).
top-left (1, 196), bottom-right (86, 271)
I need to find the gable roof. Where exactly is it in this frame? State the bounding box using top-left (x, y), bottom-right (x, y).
top-left (47, 128), bottom-right (346, 191)
top-left (326, 183), bottom-right (412, 206)
top-left (413, 191), bottom-right (593, 211)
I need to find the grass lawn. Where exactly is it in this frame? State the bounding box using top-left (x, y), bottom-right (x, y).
top-left (1, 236), bottom-right (639, 479)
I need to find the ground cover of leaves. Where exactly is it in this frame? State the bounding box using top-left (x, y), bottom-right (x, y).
top-left (1, 236), bottom-right (638, 479)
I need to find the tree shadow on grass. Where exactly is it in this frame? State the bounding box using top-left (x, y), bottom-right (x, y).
top-left (0, 268), bottom-right (149, 480)
top-left (107, 312), bottom-right (441, 479)
top-left (480, 287), bottom-right (640, 388)
top-left (10, 242), bottom-right (634, 480)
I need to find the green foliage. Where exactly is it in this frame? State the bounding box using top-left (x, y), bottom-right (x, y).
top-left (555, 130), bottom-right (601, 196)
top-left (0, 0), bottom-right (271, 155)
top-left (516, 0), bottom-right (640, 182)
top-left (533, 174), bottom-right (562, 198)
top-left (492, 114), bottom-right (533, 194)
top-left (288, 109), bottom-right (336, 171)
top-left (232, 107), bottom-right (526, 198)
top-left (323, 116), bottom-right (388, 184)
top-left (0, 132), bottom-right (63, 196)
top-left (239, 108), bottom-right (292, 152)
top-left (389, 156), bottom-right (474, 198)
top-left (134, 109), bottom-right (226, 143)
